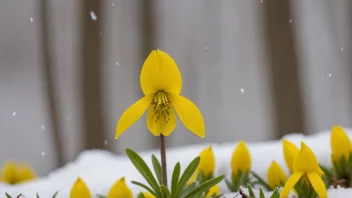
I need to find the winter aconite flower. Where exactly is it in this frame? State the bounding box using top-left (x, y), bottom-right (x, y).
top-left (116, 50), bottom-right (205, 138)
top-left (142, 192), bottom-right (155, 198)
top-left (266, 161), bottom-right (287, 190)
top-left (231, 141), bottom-right (251, 175)
top-left (0, 161), bottom-right (36, 184)
top-left (108, 177), bottom-right (133, 198)
top-left (280, 142), bottom-right (327, 198)
top-left (282, 140), bottom-right (299, 174)
top-left (70, 177), bottom-right (91, 198)
top-left (205, 185), bottom-right (220, 198)
top-left (188, 146), bottom-right (216, 184)
top-left (330, 125), bottom-right (351, 164)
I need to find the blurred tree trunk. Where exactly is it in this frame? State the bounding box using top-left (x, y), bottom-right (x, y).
top-left (79, 0), bottom-right (105, 149)
top-left (140, 1), bottom-right (159, 147)
top-left (38, 0), bottom-right (64, 167)
top-left (263, 0), bottom-right (306, 138)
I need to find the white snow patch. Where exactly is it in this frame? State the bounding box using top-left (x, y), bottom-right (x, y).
top-left (89, 11), bottom-right (97, 21)
top-left (1, 130), bottom-right (352, 198)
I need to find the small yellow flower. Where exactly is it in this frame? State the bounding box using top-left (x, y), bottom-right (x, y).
top-left (0, 161), bottom-right (36, 184)
top-left (70, 177), bottom-right (91, 198)
top-left (108, 177), bottom-right (133, 198)
top-left (231, 141), bottom-right (251, 175)
top-left (116, 50), bottom-right (205, 138)
top-left (199, 146), bottom-right (215, 176)
top-left (142, 192), bottom-right (155, 198)
top-left (205, 185), bottom-right (220, 198)
top-left (282, 140), bottom-right (299, 174)
top-left (266, 161), bottom-right (287, 190)
top-left (330, 125), bottom-right (351, 163)
top-left (280, 142), bottom-right (327, 198)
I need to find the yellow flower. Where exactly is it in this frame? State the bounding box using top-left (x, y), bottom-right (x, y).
top-left (266, 161), bottom-right (287, 189)
top-left (205, 185), bottom-right (220, 198)
top-left (282, 140), bottom-right (299, 174)
top-left (199, 146), bottom-right (215, 176)
top-left (280, 142), bottom-right (327, 198)
top-left (231, 141), bottom-right (251, 175)
top-left (142, 192), bottom-right (155, 198)
top-left (330, 125), bottom-right (351, 163)
top-left (108, 177), bottom-right (133, 198)
top-left (115, 50), bottom-right (205, 138)
top-left (0, 161), bottom-right (36, 184)
top-left (70, 177), bottom-right (91, 198)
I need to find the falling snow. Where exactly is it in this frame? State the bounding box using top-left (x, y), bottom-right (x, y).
top-left (205, 46), bottom-right (209, 50)
top-left (41, 125), bottom-right (45, 130)
top-left (90, 11), bottom-right (97, 21)
top-left (289, 19), bottom-right (293, 23)
top-left (212, 68), bottom-right (216, 71)
top-left (341, 48), bottom-right (344, 51)
top-left (104, 140), bottom-right (108, 146)
top-left (41, 152), bottom-right (45, 156)
top-left (116, 61), bottom-right (119, 66)
top-left (240, 88), bottom-right (245, 93)
top-left (112, 3), bottom-right (114, 6)
top-left (12, 112), bottom-right (16, 116)
top-left (217, 109), bottom-right (220, 113)
top-left (328, 73), bottom-right (332, 77)
top-left (30, 18), bottom-right (33, 22)
top-left (99, 32), bottom-right (102, 35)
top-left (65, 117), bottom-right (69, 120)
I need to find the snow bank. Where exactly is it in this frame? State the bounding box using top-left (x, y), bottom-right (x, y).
top-left (1, 129), bottom-right (351, 197)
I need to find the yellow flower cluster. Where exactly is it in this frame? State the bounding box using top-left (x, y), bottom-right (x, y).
top-left (0, 161), bottom-right (36, 184)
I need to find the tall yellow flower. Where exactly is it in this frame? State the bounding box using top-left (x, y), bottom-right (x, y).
top-left (0, 161), bottom-right (36, 184)
top-left (330, 125), bottom-right (351, 163)
top-left (142, 192), bottom-right (155, 198)
top-left (115, 50), bottom-right (205, 138)
top-left (282, 140), bottom-right (299, 174)
top-left (70, 177), bottom-right (91, 198)
top-left (205, 185), bottom-right (220, 198)
top-left (108, 177), bottom-right (133, 198)
top-left (280, 142), bottom-right (327, 198)
top-left (266, 161), bottom-right (287, 190)
top-left (199, 146), bottom-right (215, 176)
top-left (231, 141), bottom-right (251, 175)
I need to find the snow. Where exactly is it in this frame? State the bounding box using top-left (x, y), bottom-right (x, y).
top-left (89, 11), bottom-right (97, 21)
top-left (12, 112), bottom-right (16, 116)
top-left (240, 88), bottom-right (245, 93)
top-left (1, 129), bottom-right (352, 197)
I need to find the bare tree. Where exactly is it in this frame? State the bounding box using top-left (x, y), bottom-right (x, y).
top-left (263, 0), bottom-right (306, 138)
top-left (38, 0), bottom-right (64, 166)
top-left (79, 0), bottom-right (105, 149)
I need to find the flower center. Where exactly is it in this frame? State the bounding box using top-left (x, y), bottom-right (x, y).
top-left (152, 91), bottom-right (171, 123)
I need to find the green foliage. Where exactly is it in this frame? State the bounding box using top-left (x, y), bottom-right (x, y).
top-left (5, 191), bottom-right (59, 198)
top-left (125, 148), bottom-right (224, 198)
top-left (240, 184), bottom-right (280, 198)
top-left (250, 171), bottom-right (271, 191)
top-left (225, 170), bottom-right (251, 192)
top-left (294, 177), bottom-right (318, 198)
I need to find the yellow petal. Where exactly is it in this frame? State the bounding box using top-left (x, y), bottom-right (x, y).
top-left (108, 177), bottom-right (133, 198)
top-left (168, 94), bottom-right (205, 138)
top-left (18, 164), bottom-right (36, 183)
top-left (267, 161), bottom-right (287, 189)
top-left (187, 169), bottom-right (199, 185)
top-left (331, 125), bottom-right (351, 163)
top-left (282, 140), bottom-right (299, 174)
top-left (231, 141), bottom-right (251, 174)
top-left (198, 146), bottom-right (215, 176)
top-left (116, 95), bottom-right (153, 139)
top-left (142, 192), bottom-right (156, 198)
top-left (146, 103), bottom-right (177, 136)
top-left (140, 50), bottom-right (182, 95)
top-left (307, 172), bottom-right (327, 198)
top-left (205, 185), bottom-right (220, 198)
top-left (70, 177), bottom-right (91, 198)
top-left (280, 172), bottom-right (303, 198)
top-left (293, 142), bottom-right (320, 172)
top-left (0, 161), bottom-right (19, 184)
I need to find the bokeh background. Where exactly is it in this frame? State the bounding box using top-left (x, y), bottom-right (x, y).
top-left (1, 0), bottom-right (352, 177)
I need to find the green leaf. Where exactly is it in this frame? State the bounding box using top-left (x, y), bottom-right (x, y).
top-left (160, 185), bottom-right (172, 198)
top-left (96, 195), bottom-right (106, 198)
top-left (247, 184), bottom-right (256, 198)
top-left (171, 162), bottom-right (181, 195)
top-left (251, 171), bottom-right (271, 191)
top-left (173, 157), bottom-right (200, 198)
top-left (36, 193), bottom-right (40, 198)
top-left (5, 193), bottom-right (12, 198)
top-left (183, 175), bottom-right (225, 198)
top-left (259, 188), bottom-right (265, 198)
top-left (125, 148), bottom-right (161, 196)
top-left (225, 178), bottom-right (235, 192)
top-left (270, 188), bottom-right (280, 198)
top-left (137, 193), bottom-right (146, 198)
top-left (152, 154), bottom-right (163, 185)
top-left (131, 181), bottom-right (157, 197)
top-left (180, 182), bottom-right (196, 197)
top-left (51, 191), bottom-right (59, 198)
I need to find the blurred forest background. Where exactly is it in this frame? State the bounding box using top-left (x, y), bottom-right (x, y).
top-left (1, 0), bottom-right (352, 176)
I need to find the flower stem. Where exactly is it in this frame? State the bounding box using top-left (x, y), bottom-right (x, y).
top-left (160, 134), bottom-right (167, 187)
